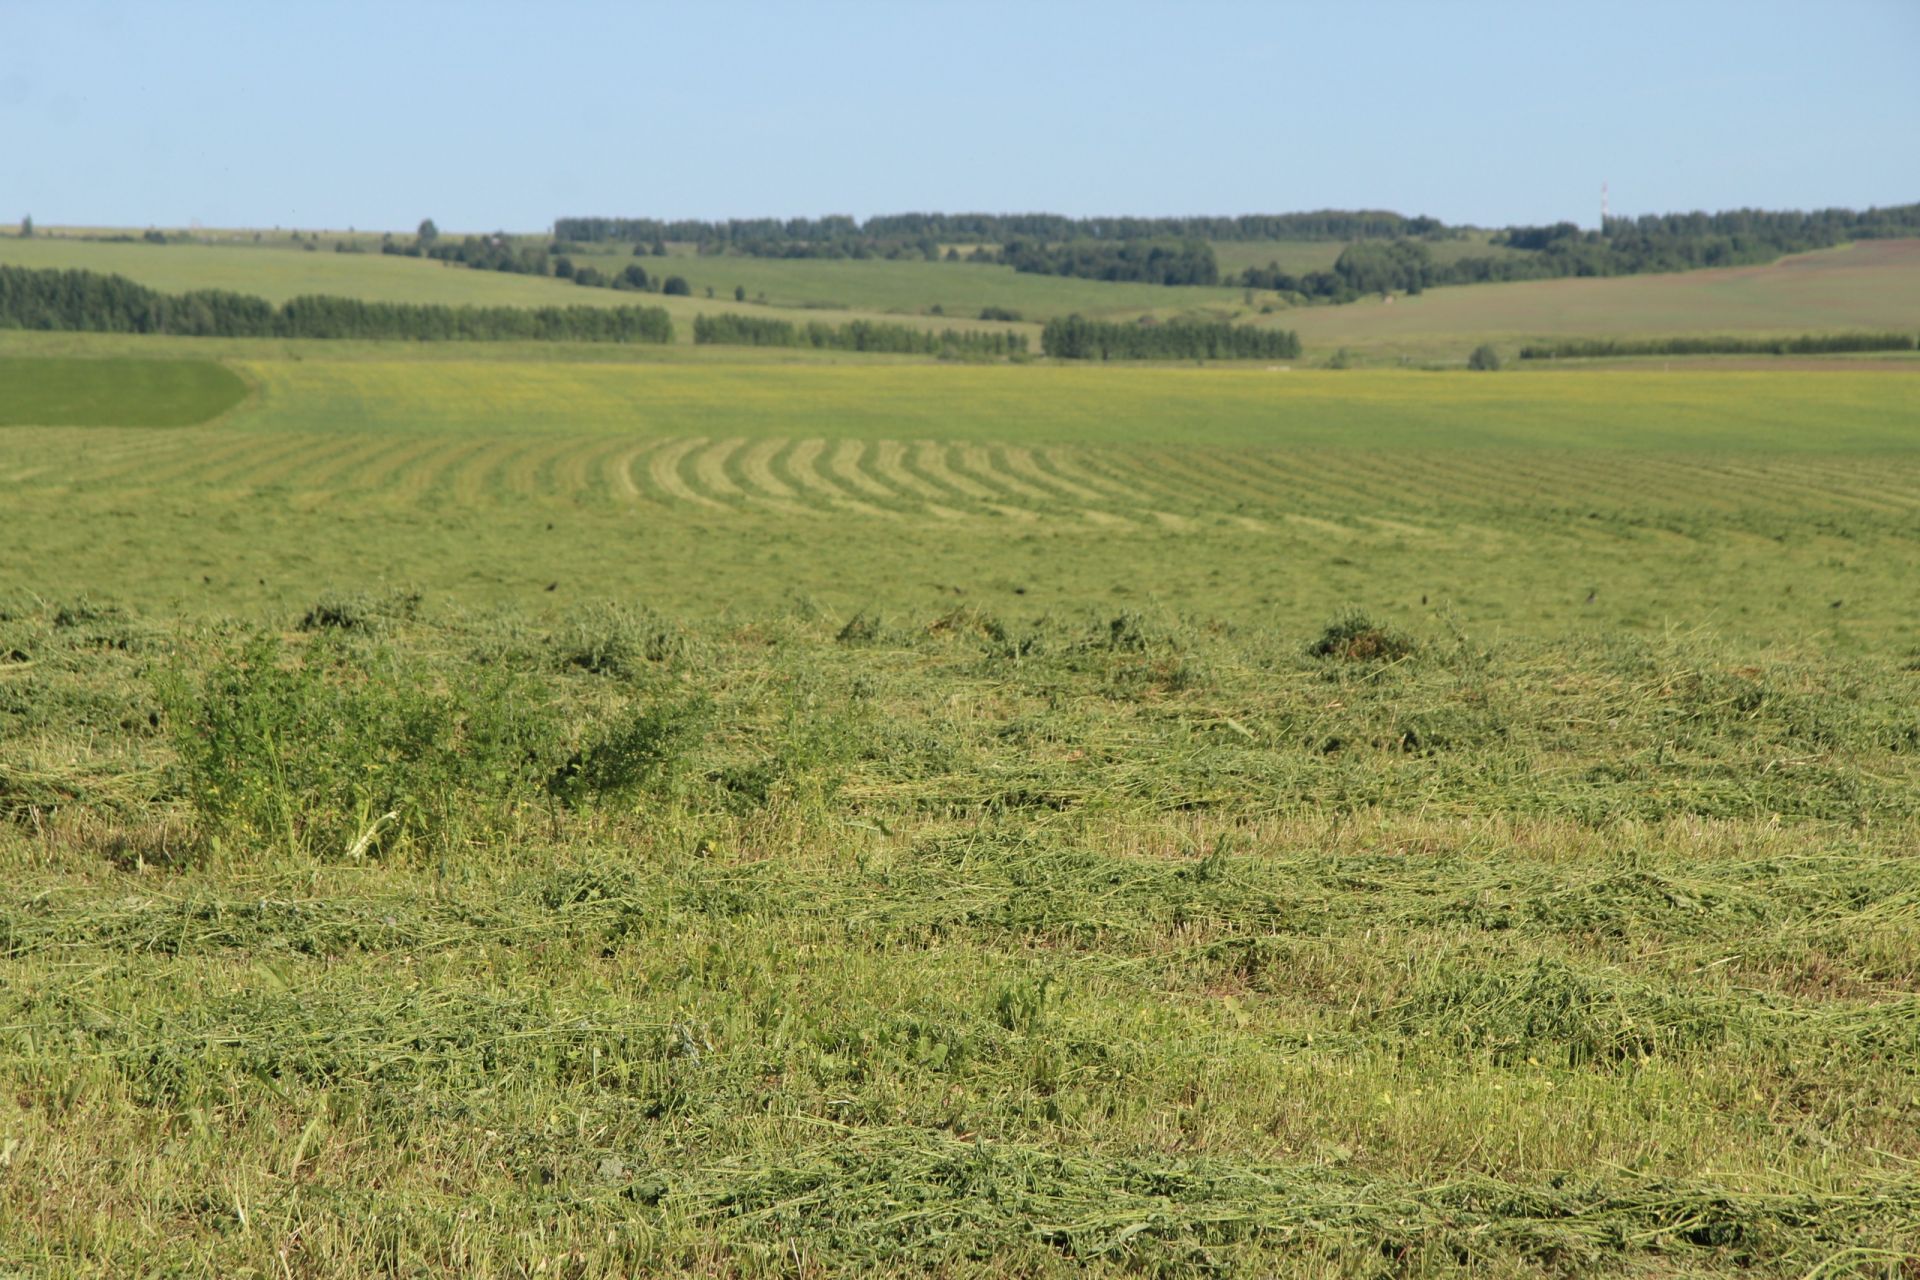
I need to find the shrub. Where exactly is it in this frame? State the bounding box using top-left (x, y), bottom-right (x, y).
top-left (1468, 343), bottom-right (1503, 371)
top-left (663, 276), bottom-right (691, 296)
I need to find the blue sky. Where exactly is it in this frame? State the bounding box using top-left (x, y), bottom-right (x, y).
top-left (5, 0), bottom-right (1916, 233)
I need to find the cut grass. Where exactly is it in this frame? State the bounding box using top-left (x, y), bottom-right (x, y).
top-left (4, 599), bottom-right (1920, 1275)
top-left (2, 332), bottom-right (1920, 1274)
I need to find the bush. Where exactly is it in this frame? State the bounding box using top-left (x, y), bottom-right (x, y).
top-left (663, 276), bottom-right (691, 296)
top-left (1468, 344), bottom-right (1503, 371)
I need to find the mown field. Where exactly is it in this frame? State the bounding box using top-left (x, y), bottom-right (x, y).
top-left (3, 332), bottom-right (1919, 1276)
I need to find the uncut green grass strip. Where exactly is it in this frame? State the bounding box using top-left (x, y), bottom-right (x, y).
top-left (687, 437), bottom-right (751, 506)
top-left (242, 435), bottom-right (411, 493)
top-left (1698, 456), bottom-right (1920, 515)
top-left (829, 439), bottom-right (922, 510)
top-left (994, 444), bottom-right (1103, 506)
top-left (287, 435), bottom-right (424, 493)
top-left (1029, 446), bottom-right (1173, 514)
top-left (335, 434), bottom-right (451, 495)
top-left (1065, 447), bottom-right (1214, 516)
top-left (384, 437), bottom-right (495, 503)
top-left (112, 429), bottom-right (286, 487)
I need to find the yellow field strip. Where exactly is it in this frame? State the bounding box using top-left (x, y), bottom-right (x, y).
top-left (687, 437), bottom-right (747, 503)
top-left (608, 440), bottom-right (667, 500)
top-left (784, 438), bottom-right (900, 519)
top-left (868, 441), bottom-right (963, 517)
top-left (646, 438), bottom-right (725, 509)
top-left (825, 440), bottom-right (902, 503)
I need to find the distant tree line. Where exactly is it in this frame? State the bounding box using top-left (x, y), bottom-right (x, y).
top-left (383, 225), bottom-right (699, 297)
top-left (693, 312), bottom-right (1028, 356)
top-left (977, 239), bottom-right (1220, 287)
top-left (1235, 204), bottom-right (1920, 301)
top-left (1518, 333), bottom-right (1918, 360)
top-left (0, 266), bottom-right (673, 343)
top-left (554, 210), bottom-right (1435, 248)
top-left (1041, 315), bottom-right (1301, 360)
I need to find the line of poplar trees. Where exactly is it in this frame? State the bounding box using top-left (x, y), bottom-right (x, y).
top-left (1518, 333), bottom-right (1918, 360)
top-left (0, 266), bottom-right (673, 343)
top-left (693, 313), bottom-right (1028, 355)
top-left (1040, 315), bottom-right (1301, 360)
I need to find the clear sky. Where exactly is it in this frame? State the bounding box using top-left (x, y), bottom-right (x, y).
top-left (5, 0), bottom-right (1916, 233)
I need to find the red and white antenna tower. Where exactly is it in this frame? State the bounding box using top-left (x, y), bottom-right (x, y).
top-left (1601, 181), bottom-right (1609, 232)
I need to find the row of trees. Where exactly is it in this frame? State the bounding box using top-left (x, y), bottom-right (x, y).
top-left (382, 223), bottom-right (704, 298)
top-left (1519, 333), bottom-right (1918, 360)
top-left (692, 313), bottom-right (1029, 356)
top-left (555, 210), bottom-right (1439, 247)
top-left (1041, 315), bottom-right (1301, 360)
top-left (984, 239), bottom-right (1220, 287)
top-left (1235, 203), bottom-right (1920, 301)
top-left (0, 266), bottom-right (674, 343)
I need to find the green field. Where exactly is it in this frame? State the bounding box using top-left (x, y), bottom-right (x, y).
top-left (4, 244), bottom-right (1920, 1275)
top-left (0, 357), bottom-right (249, 426)
top-left (1273, 239), bottom-right (1920, 363)
top-left (0, 234), bottom-right (1216, 330)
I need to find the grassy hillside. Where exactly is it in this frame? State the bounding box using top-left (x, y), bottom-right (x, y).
top-left (1273, 239), bottom-right (1920, 362)
top-left (0, 235), bottom-right (1218, 328)
top-left (0, 237), bottom-right (1038, 339)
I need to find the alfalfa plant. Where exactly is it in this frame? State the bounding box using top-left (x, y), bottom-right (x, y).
top-left (159, 632), bottom-right (557, 860)
top-left (550, 602), bottom-right (688, 678)
top-left (297, 587), bottom-right (423, 634)
top-left (545, 695), bottom-right (710, 809)
top-left (1308, 610), bottom-right (1418, 663)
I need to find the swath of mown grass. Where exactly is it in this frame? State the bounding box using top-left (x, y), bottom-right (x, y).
top-left (3, 595), bottom-right (1920, 1275)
